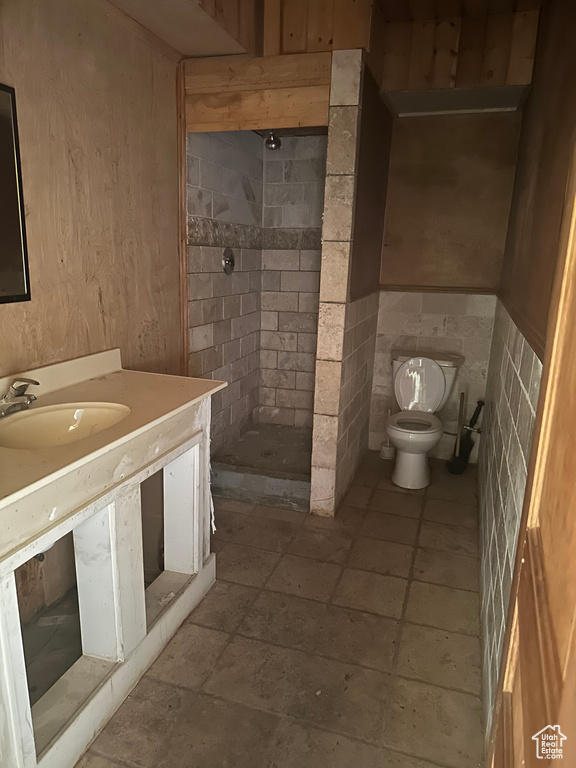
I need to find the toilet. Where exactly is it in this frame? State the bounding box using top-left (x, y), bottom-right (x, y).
top-left (386, 351), bottom-right (463, 490)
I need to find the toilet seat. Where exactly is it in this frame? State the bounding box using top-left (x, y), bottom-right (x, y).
top-left (387, 410), bottom-right (442, 435)
top-left (394, 357), bottom-right (445, 413)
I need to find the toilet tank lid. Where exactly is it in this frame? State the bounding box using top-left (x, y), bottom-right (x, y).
top-left (392, 349), bottom-right (464, 368)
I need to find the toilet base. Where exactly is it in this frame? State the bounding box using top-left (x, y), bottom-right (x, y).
top-left (392, 450), bottom-right (430, 490)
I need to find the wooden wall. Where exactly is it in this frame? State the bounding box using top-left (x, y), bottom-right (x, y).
top-left (368, 7), bottom-right (539, 90)
top-left (185, 53), bottom-right (331, 132)
top-left (350, 69), bottom-right (393, 301)
top-left (0, 0), bottom-right (181, 377)
top-left (380, 112), bottom-right (521, 292)
top-left (263, 0), bottom-right (372, 55)
top-left (199, 0), bottom-right (262, 55)
top-left (198, 0), bottom-right (372, 56)
top-left (500, 0), bottom-right (576, 359)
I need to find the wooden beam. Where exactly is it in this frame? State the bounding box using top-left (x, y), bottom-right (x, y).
top-left (184, 52), bottom-right (331, 94)
top-left (455, 14), bottom-right (487, 87)
top-left (185, 85), bottom-right (330, 131)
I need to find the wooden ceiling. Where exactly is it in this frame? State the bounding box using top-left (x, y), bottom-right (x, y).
top-left (377, 0), bottom-right (541, 21)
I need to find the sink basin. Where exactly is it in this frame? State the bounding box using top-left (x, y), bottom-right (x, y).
top-left (0, 402), bottom-right (130, 450)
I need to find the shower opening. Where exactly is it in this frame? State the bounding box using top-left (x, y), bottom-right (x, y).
top-left (186, 126), bottom-right (327, 509)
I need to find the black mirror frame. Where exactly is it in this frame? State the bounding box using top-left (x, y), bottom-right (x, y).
top-left (0, 82), bottom-right (31, 304)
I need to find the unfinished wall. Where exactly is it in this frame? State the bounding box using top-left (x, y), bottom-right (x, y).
top-left (380, 113), bottom-right (521, 292)
top-left (258, 135), bottom-right (326, 427)
top-left (186, 131), bottom-right (263, 453)
top-left (500, 0), bottom-right (576, 358)
top-left (478, 302), bottom-right (542, 734)
top-left (1, 0), bottom-right (180, 621)
top-left (0, 0), bottom-right (180, 377)
top-left (369, 291), bottom-right (496, 459)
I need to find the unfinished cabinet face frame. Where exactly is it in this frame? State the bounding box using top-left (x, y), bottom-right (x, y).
top-left (0, 430), bottom-right (213, 768)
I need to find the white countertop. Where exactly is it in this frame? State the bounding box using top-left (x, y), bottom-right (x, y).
top-left (0, 354), bottom-right (226, 508)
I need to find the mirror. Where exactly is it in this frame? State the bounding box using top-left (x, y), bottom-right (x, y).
top-left (0, 83), bottom-right (30, 303)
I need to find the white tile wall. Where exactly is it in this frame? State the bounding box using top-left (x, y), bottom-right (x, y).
top-left (369, 291), bottom-right (497, 459)
top-left (478, 300), bottom-right (542, 734)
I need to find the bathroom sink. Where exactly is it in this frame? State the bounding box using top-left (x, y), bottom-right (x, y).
top-left (0, 402), bottom-right (130, 449)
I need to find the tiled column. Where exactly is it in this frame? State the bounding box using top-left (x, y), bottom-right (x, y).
top-left (310, 50), bottom-right (363, 516)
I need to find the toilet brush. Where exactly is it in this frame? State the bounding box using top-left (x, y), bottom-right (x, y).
top-left (380, 408), bottom-right (396, 460)
top-left (446, 397), bottom-right (484, 474)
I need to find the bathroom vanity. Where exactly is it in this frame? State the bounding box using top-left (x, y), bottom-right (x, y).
top-left (0, 350), bottom-right (225, 768)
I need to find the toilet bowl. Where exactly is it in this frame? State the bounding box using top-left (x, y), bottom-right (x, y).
top-left (386, 352), bottom-right (463, 489)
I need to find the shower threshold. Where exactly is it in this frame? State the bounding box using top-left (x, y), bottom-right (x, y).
top-left (211, 424), bottom-right (312, 511)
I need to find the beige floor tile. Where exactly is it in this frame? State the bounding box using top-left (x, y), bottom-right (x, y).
top-left (306, 506), bottom-right (366, 535)
top-left (361, 512), bottom-right (419, 546)
top-left (376, 475), bottom-right (425, 496)
top-left (203, 636), bottom-right (391, 742)
top-left (419, 521), bottom-right (478, 557)
top-left (213, 497), bottom-right (256, 514)
top-left (288, 528), bottom-right (353, 564)
top-left (251, 505), bottom-right (308, 524)
top-left (376, 753), bottom-right (441, 768)
top-left (317, 605), bottom-right (399, 672)
top-left (74, 755), bottom-right (123, 768)
top-left (92, 677), bottom-right (282, 768)
top-left (332, 569), bottom-right (407, 618)
top-left (405, 582), bottom-right (480, 635)
top-left (239, 591), bottom-right (322, 652)
top-left (384, 678), bottom-right (483, 767)
top-left (270, 720), bottom-right (388, 768)
top-left (426, 466), bottom-right (478, 505)
top-left (266, 554), bottom-right (341, 602)
top-left (188, 580), bottom-right (258, 633)
top-left (413, 548), bottom-right (479, 592)
top-left (397, 623), bottom-right (482, 694)
top-left (368, 490), bottom-right (422, 519)
top-left (348, 537), bottom-right (413, 578)
top-left (228, 515), bottom-right (301, 553)
top-left (423, 498), bottom-right (477, 529)
top-left (342, 485), bottom-right (373, 508)
top-left (217, 543), bottom-right (280, 587)
top-left (212, 508), bottom-right (251, 546)
top-left (210, 538), bottom-right (227, 554)
top-left (350, 468), bottom-right (382, 488)
top-left (146, 623), bottom-right (229, 690)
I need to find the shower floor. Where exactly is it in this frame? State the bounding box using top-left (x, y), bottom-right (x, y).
top-left (214, 424), bottom-right (312, 479)
top-left (211, 424), bottom-right (312, 510)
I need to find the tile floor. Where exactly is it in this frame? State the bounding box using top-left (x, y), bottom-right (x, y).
top-left (77, 453), bottom-right (483, 768)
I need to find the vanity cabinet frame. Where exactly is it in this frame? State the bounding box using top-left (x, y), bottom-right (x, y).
top-left (0, 429), bottom-right (215, 768)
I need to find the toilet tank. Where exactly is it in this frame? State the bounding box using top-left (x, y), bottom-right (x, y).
top-left (391, 350), bottom-right (464, 412)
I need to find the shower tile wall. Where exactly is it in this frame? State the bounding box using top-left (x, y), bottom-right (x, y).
top-left (257, 136), bottom-right (327, 428)
top-left (478, 300), bottom-right (542, 734)
top-left (186, 131), bottom-right (263, 453)
top-left (187, 131), bottom-right (326, 447)
top-left (369, 291), bottom-right (497, 459)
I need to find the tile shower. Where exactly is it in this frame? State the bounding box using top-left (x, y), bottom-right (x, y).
top-left (186, 129), bottom-right (326, 487)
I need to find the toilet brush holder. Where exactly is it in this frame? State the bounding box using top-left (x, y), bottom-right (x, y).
top-left (380, 442), bottom-right (396, 460)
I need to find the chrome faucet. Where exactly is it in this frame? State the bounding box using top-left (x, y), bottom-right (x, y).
top-left (0, 377), bottom-right (39, 418)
